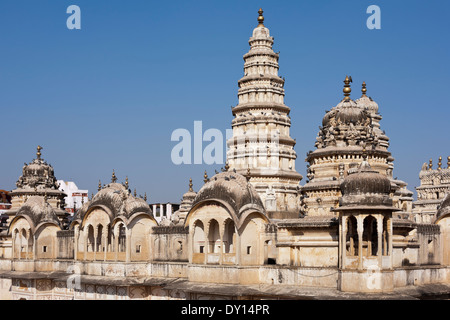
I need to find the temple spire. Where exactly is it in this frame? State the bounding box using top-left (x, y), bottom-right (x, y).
top-left (343, 76), bottom-right (352, 101)
top-left (111, 170), bottom-right (117, 183)
top-left (36, 145), bottom-right (43, 160)
top-left (257, 8), bottom-right (264, 27)
top-left (361, 81), bottom-right (367, 97)
top-left (189, 178), bottom-right (193, 192)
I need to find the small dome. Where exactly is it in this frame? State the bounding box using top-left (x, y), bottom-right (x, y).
top-left (191, 171), bottom-right (265, 218)
top-left (339, 161), bottom-right (393, 209)
top-left (14, 196), bottom-right (62, 230)
top-left (73, 182), bottom-right (153, 223)
top-left (356, 95), bottom-right (379, 115)
top-left (341, 161), bottom-right (391, 196)
top-left (335, 99), bottom-right (368, 126)
top-left (252, 25), bottom-right (271, 38)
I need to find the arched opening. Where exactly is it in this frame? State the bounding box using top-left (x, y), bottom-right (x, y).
top-left (87, 225), bottom-right (95, 252)
top-left (208, 219), bottom-right (220, 254)
top-left (363, 216), bottom-right (377, 257)
top-left (118, 224), bottom-right (126, 253)
top-left (13, 229), bottom-right (20, 259)
top-left (223, 220), bottom-right (236, 254)
top-left (20, 229), bottom-right (27, 258)
top-left (96, 224), bottom-right (104, 252)
top-left (193, 220), bottom-right (205, 254)
top-left (382, 217), bottom-right (389, 256)
top-left (346, 215), bottom-right (358, 256)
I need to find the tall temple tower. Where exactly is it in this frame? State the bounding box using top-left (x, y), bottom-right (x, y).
top-left (226, 9), bottom-right (303, 218)
top-left (301, 78), bottom-right (413, 217)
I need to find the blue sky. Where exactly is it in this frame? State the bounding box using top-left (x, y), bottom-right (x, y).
top-left (0, 0), bottom-right (449, 203)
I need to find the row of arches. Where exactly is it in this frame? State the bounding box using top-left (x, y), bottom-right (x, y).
top-left (189, 204), bottom-right (269, 266)
top-left (340, 213), bottom-right (393, 270)
top-left (345, 215), bottom-right (390, 257)
top-left (10, 221), bottom-right (60, 260)
top-left (72, 208), bottom-right (156, 262)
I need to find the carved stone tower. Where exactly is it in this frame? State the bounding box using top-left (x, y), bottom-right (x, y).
top-left (226, 9), bottom-right (303, 218)
top-left (301, 78), bottom-right (413, 217)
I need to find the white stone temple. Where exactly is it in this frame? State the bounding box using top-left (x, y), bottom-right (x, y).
top-left (226, 9), bottom-right (303, 218)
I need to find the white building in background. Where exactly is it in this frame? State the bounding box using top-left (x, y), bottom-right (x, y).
top-left (57, 180), bottom-right (88, 215)
top-left (150, 203), bottom-right (180, 224)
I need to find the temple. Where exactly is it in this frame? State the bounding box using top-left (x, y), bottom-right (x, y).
top-left (0, 9), bottom-right (449, 300)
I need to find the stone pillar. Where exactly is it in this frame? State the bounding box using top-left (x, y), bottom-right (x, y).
top-left (114, 227), bottom-right (119, 261)
top-left (377, 215), bottom-right (383, 266)
top-left (126, 228), bottom-right (131, 263)
top-left (83, 231), bottom-right (88, 261)
top-left (11, 231), bottom-right (15, 260)
top-left (103, 229), bottom-right (107, 261)
top-left (94, 226), bottom-right (98, 261)
top-left (341, 215), bottom-right (347, 268)
top-left (33, 235), bottom-right (37, 261)
top-left (357, 216), bottom-right (364, 270)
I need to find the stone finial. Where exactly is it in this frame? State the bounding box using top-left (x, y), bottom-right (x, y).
top-left (111, 170), bottom-right (117, 183)
top-left (98, 180), bottom-right (102, 191)
top-left (125, 176), bottom-right (129, 189)
top-left (36, 145), bottom-right (43, 159)
top-left (204, 171), bottom-right (208, 184)
top-left (448, 156), bottom-right (450, 168)
top-left (224, 161), bottom-right (230, 172)
top-left (343, 76), bottom-right (352, 101)
top-left (81, 195), bottom-right (84, 205)
top-left (429, 159), bottom-right (433, 170)
top-left (44, 191), bottom-right (48, 203)
top-left (438, 156), bottom-right (442, 170)
top-left (362, 145), bottom-right (368, 161)
top-left (189, 178), bottom-right (193, 192)
top-left (134, 188), bottom-right (137, 197)
top-left (257, 8), bottom-right (264, 27)
top-left (246, 166), bottom-right (251, 181)
top-left (144, 192), bottom-right (147, 202)
top-left (361, 81), bottom-right (367, 97)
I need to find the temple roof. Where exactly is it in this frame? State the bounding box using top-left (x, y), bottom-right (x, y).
top-left (10, 196), bottom-right (62, 233)
top-left (188, 171), bottom-right (266, 224)
top-left (336, 161), bottom-right (398, 211)
top-left (71, 181), bottom-right (154, 227)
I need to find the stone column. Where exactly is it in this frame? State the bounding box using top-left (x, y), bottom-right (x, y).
top-left (341, 215), bottom-right (347, 268)
top-left (204, 223), bottom-right (210, 264)
top-left (377, 215), bottom-right (383, 267)
top-left (84, 231), bottom-right (88, 261)
top-left (11, 230), bottom-right (15, 260)
top-left (17, 231), bottom-right (22, 260)
top-left (94, 226), bottom-right (98, 261)
top-left (357, 216), bottom-right (364, 270)
top-left (126, 228), bottom-right (131, 263)
top-left (219, 224), bottom-right (224, 265)
top-left (103, 228), bottom-right (107, 261)
top-left (114, 227), bottom-right (119, 261)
